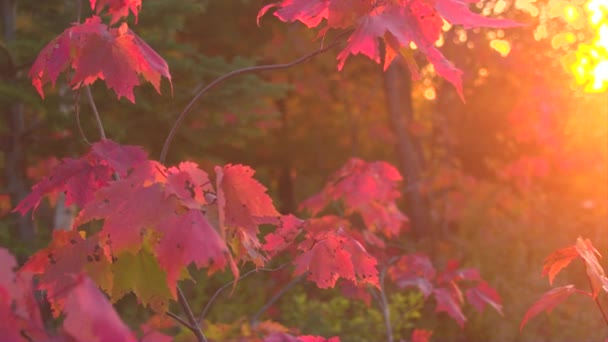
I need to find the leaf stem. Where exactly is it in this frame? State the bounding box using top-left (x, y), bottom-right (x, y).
top-left (85, 85), bottom-right (106, 140)
top-left (159, 33), bottom-right (348, 164)
top-left (177, 286), bottom-right (208, 342)
top-left (586, 275), bottom-right (608, 326)
top-left (199, 263), bottom-right (288, 323)
top-left (378, 267), bottom-right (394, 342)
top-left (250, 274), bottom-right (305, 326)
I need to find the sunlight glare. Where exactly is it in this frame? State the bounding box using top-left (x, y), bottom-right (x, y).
top-left (568, 0), bottom-right (608, 92)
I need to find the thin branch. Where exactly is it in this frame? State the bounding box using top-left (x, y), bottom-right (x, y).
top-left (85, 85), bottom-right (106, 140)
top-left (74, 89), bottom-right (91, 145)
top-left (177, 286), bottom-right (208, 342)
top-left (250, 274), bottom-right (305, 326)
top-left (167, 311), bottom-right (194, 331)
top-left (199, 263), bottom-right (288, 323)
top-left (159, 33), bottom-right (348, 164)
top-left (378, 267), bottom-right (394, 342)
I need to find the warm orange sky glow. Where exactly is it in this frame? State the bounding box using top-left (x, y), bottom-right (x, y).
top-left (568, 0), bottom-right (608, 92)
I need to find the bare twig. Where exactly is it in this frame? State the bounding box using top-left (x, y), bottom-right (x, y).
top-left (74, 89), bottom-right (91, 145)
top-left (167, 311), bottom-right (194, 331)
top-left (250, 274), bottom-right (305, 326)
top-left (85, 86), bottom-right (106, 140)
top-left (177, 286), bottom-right (208, 342)
top-left (199, 263), bottom-right (288, 323)
top-left (159, 33), bottom-right (348, 164)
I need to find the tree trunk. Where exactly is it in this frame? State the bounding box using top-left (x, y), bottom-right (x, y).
top-left (1, 0), bottom-right (36, 241)
top-left (383, 60), bottom-right (430, 238)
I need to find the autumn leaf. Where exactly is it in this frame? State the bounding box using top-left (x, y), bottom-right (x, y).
top-left (63, 276), bottom-right (136, 342)
top-left (14, 139), bottom-right (147, 215)
top-left (542, 245), bottom-right (579, 285)
top-left (434, 287), bottom-right (466, 328)
top-left (90, 0), bottom-right (142, 24)
top-left (165, 162), bottom-right (214, 210)
top-left (294, 217), bottom-right (379, 289)
top-left (300, 158), bottom-right (407, 237)
top-left (21, 231), bottom-right (112, 316)
top-left (411, 329), bottom-right (433, 342)
top-left (465, 281), bottom-right (503, 315)
top-left (520, 285), bottom-right (578, 331)
top-left (388, 254), bottom-right (436, 298)
top-left (155, 209), bottom-right (232, 297)
top-left (575, 237), bottom-right (607, 298)
top-left (76, 181), bottom-right (174, 253)
top-left (110, 249), bottom-right (172, 313)
top-left (216, 164), bottom-right (281, 265)
top-left (259, 0), bottom-right (521, 97)
top-left (29, 16), bottom-right (171, 103)
top-left (262, 214), bottom-right (305, 256)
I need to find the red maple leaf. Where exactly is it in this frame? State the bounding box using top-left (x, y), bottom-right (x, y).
top-left (21, 231), bottom-right (112, 315)
top-left (14, 139), bottom-right (147, 215)
top-left (63, 276), bottom-right (136, 341)
top-left (542, 245), bottom-right (579, 285)
top-left (30, 16), bottom-right (171, 103)
top-left (465, 281), bottom-right (503, 315)
top-left (300, 158), bottom-right (407, 237)
top-left (215, 164), bottom-right (281, 265)
top-left (259, 0), bottom-right (521, 97)
top-left (155, 210), bottom-right (232, 297)
top-left (165, 162), bottom-right (214, 210)
top-left (294, 216), bottom-right (379, 289)
top-left (388, 254), bottom-right (436, 298)
top-left (1, 249), bottom-right (47, 341)
top-left (90, 0), bottom-right (142, 24)
top-left (262, 214), bottom-right (305, 256)
top-left (520, 285), bottom-right (577, 331)
top-left (574, 237), bottom-right (607, 298)
top-left (76, 178), bottom-right (174, 253)
top-left (434, 287), bottom-right (466, 328)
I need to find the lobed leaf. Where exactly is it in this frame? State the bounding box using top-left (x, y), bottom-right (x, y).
top-left (542, 245), bottom-right (579, 285)
top-left (29, 16), bottom-right (171, 103)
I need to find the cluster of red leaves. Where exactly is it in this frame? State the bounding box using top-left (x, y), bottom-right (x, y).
top-left (29, 0), bottom-right (170, 103)
top-left (520, 237), bottom-right (608, 331)
top-left (258, 0), bottom-right (522, 97)
top-left (0, 247), bottom-right (143, 341)
top-left (389, 254), bottom-right (503, 327)
top-left (15, 0), bottom-right (514, 338)
top-left (300, 158), bottom-right (408, 238)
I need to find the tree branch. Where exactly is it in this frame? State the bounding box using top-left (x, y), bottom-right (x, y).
top-left (250, 274), bottom-right (305, 326)
top-left (199, 264), bottom-right (288, 324)
top-left (167, 311), bottom-right (194, 331)
top-left (85, 85), bottom-right (106, 140)
top-left (177, 286), bottom-right (208, 342)
top-left (159, 33), bottom-right (348, 164)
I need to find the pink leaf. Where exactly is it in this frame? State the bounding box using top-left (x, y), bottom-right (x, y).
top-left (63, 276), bottom-right (136, 342)
top-left (520, 285), bottom-right (577, 331)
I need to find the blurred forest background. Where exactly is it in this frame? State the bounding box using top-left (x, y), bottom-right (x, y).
top-left (1, 0), bottom-right (607, 341)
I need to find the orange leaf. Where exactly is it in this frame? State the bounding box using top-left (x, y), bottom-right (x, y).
top-left (542, 245), bottom-right (579, 285)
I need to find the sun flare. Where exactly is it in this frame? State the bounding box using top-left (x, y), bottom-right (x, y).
top-left (568, 0), bottom-right (608, 92)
